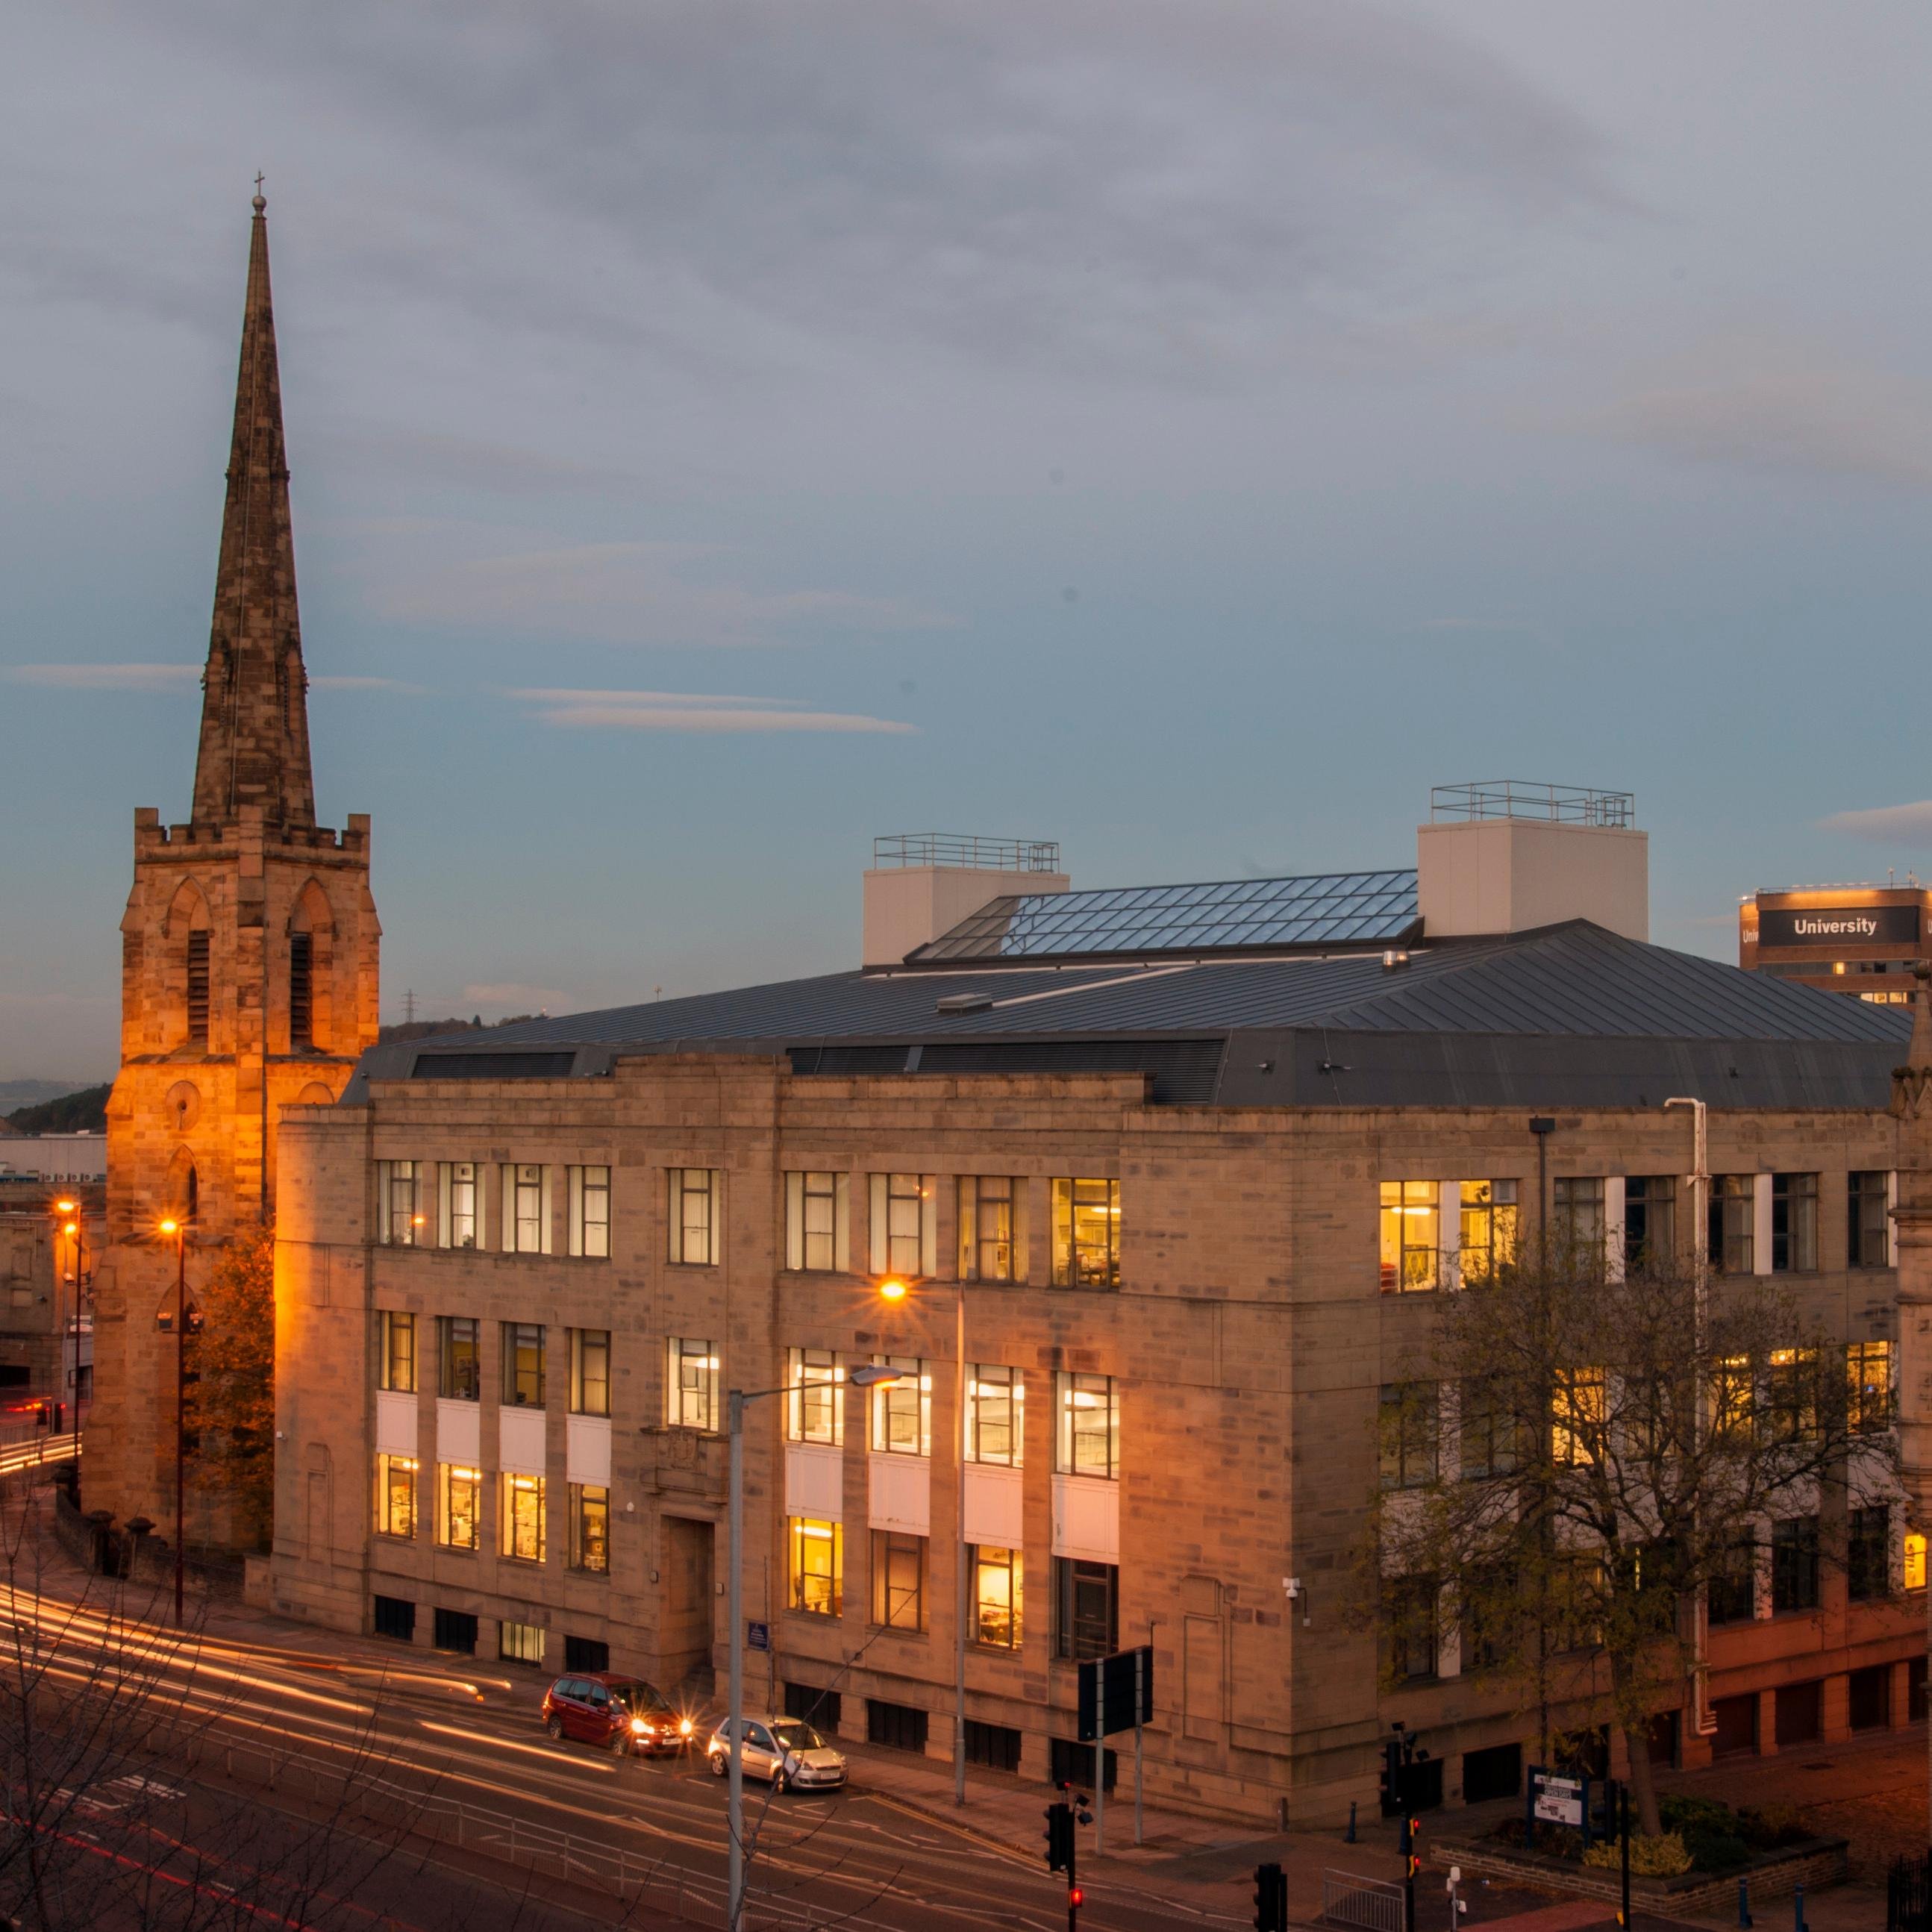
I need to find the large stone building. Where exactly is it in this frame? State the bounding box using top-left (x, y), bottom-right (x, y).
top-left (88, 193), bottom-right (381, 1535)
top-left (268, 789), bottom-right (1928, 1822)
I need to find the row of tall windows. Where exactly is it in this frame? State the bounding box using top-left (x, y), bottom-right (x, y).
top-left (1381, 1170), bottom-right (1895, 1292)
top-left (376, 1312), bottom-right (610, 1415)
top-left (776, 1522), bottom-right (1107, 1658)
top-left (1380, 1341), bottom-right (1895, 1487)
top-left (372, 1455), bottom-right (609, 1571)
top-left (374, 1160), bottom-right (1127, 1287)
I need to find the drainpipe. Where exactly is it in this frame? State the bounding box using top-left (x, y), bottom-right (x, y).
top-left (1665, 1096), bottom-right (1715, 1738)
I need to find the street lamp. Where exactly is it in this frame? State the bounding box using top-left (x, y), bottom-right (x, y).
top-left (725, 1360), bottom-right (901, 1932)
top-left (157, 1216), bottom-right (190, 1628)
top-left (875, 1272), bottom-right (969, 1809)
top-left (52, 1199), bottom-right (81, 1435)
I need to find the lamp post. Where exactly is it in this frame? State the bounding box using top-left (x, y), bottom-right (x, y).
top-left (52, 1200), bottom-right (81, 1434)
top-left (878, 1269), bottom-right (968, 1807)
top-left (158, 1217), bottom-right (188, 1628)
top-left (726, 1361), bottom-right (901, 1932)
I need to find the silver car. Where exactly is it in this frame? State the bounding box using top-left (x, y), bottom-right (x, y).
top-left (707, 1715), bottom-right (848, 1792)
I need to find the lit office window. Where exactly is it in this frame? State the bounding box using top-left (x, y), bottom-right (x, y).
top-left (569, 1484), bottom-right (610, 1574)
top-left (966, 1365), bottom-right (1022, 1466)
top-left (870, 1356), bottom-right (930, 1457)
top-left (1457, 1181), bottom-right (1517, 1284)
top-left (1051, 1179), bottom-right (1119, 1289)
top-left (373, 1453), bottom-right (417, 1539)
top-left (569, 1166), bottom-right (611, 1258)
top-left (1378, 1182), bottom-right (1439, 1292)
top-left (499, 1622), bottom-right (546, 1666)
top-left (787, 1348), bottom-right (844, 1445)
top-left (669, 1169), bottom-right (721, 1265)
top-left (788, 1518), bottom-right (842, 1616)
top-left (501, 1472), bottom-right (547, 1564)
top-left (784, 1172), bottom-right (850, 1272)
top-left (1054, 1372), bottom-right (1117, 1478)
top-left (436, 1463), bottom-right (481, 1550)
top-left (971, 1545), bottom-right (1022, 1648)
top-left (1847, 1339), bottom-right (1894, 1434)
top-left (376, 1161), bottom-right (423, 1246)
top-left (668, 1337), bottom-right (720, 1432)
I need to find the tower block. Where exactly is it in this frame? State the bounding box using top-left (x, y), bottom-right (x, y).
top-left (87, 192), bottom-right (381, 1539)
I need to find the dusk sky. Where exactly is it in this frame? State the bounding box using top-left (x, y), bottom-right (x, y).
top-left (5, 2), bottom-right (1931, 1080)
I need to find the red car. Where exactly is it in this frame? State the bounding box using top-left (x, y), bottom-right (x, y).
top-left (541, 1673), bottom-right (694, 1756)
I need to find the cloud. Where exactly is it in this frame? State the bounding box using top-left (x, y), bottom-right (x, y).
top-left (309, 675), bottom-right (426, 693)
top-left (5, 663), bottom-right (199, 691)
top-left (370, 540), bottom-right (955, 648)
top-left (511, 687), bottom-right (916, 734)
top-left (1569, 339), bottom-right (1932, 491)
top-left (1820, 801), bottom-right (1932, 843)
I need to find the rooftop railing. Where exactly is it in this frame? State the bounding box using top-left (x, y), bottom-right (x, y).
top-left (1430, 781), bottom-right (1635, 829)
top-left (872, 834), bottom-right (1062, 872)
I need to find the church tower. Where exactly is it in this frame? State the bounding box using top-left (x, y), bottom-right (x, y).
top-left (88, 191), bottom-right (381, 1536)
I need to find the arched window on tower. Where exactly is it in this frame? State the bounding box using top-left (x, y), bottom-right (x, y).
top-left (165, 1147), bottom-right (199, 1229)
top-left (288, 881), bottom-right (334, 1054)
top-left (167, 881), bottom-right (213, 1051)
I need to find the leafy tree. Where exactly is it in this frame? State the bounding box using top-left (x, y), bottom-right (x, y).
top-left (1367, 1234), bottom-right (1891, 1836)
top-left (184, 1223), bottom-right (275, 1550)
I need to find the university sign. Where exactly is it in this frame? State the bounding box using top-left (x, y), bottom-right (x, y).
top-left (1758, 904), bottom-right (1921, 949)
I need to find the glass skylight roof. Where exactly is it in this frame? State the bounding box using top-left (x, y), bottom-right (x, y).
top-left (907, 869), bottom-right (1420, 964)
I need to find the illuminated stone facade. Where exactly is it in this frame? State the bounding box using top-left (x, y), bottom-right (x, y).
top-left (269, 1055), bottom-right (1925, 1823)
top-left (87, 194), bottom-right (380, 1536)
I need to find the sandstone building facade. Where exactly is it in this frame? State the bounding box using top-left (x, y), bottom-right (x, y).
top-left (89, 193), bottom-right (380, 1536)
top-left (269, 799), bottom-right (1928, 1822)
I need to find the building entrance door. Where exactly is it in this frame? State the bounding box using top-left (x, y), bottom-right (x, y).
top-left (661, 1516), bottom-right (716, 1690)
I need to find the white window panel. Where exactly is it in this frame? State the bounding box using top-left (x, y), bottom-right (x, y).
top-left (868, 1453), bottom-right (931, 1536)
top-left (498, 1405), bottom-right (547, 1478)
top-left (963, 1463), bottom-right (1023, 1546)
top-left (566, 1414), bottom-right (611, 1486)
top-left (1603, 1177), bottom-right (1627, 1284)
top-left (437, 1397), bottom-right (480, 1469)
top-left (785, 1441), bottom-right (844, 1524)
top-left (375, 1389), bottom-right (417, 1457)
top-left (1752, 1173), bottom-right (1774, 1278)
top-left (1051, 1473), bottom-right (1120, 1563)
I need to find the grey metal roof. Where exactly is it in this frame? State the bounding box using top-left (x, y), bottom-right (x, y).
top-left (903, 868), bottom-right (1419, 965)
top-left (343, 921), bottom-right (1914, 1111)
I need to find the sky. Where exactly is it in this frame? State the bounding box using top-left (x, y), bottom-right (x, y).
top-left (4, 1), bottom-right (1932, 1081)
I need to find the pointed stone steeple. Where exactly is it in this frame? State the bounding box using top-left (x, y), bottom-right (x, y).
top-left (190, 187), bottom-right (316, 829)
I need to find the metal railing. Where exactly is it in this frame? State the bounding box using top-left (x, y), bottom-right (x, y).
top-left (1430, 781), bottom-right (1635, 829)
top-left (872, 834), bottom-right (1061, 872)
top-left (1322, 1869), bottom-right (1404, 1931)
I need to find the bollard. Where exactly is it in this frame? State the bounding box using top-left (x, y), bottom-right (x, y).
top-left (1345, 1801), bottom-right (1357, 1845)
top-left (1737, 1875), bottom-right (1753, 1927)
top-left (1792, 1882), bottom-right (1805, 1932)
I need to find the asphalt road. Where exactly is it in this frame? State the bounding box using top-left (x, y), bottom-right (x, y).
top-left (0, 1570), bottom-right (1247, 1932)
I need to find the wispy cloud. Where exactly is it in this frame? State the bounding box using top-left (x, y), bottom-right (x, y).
top-left (6, 663), bottom-right (198, 691)
top-left (371, 540), bottom-right (955, 649)
top-left (510, 687), bottom-right (916, 734)
top-left (1820, 801), bottom-right (1932, 842)
top-left (310, 675), bottom-right (426, 694)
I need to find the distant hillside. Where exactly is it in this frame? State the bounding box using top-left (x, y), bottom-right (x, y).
top-left (5, 1084), bottom-right (111, 1135)
top-left (0, 1079), bottom-right (98, 1111)
top-left (376, 1016), bottom-right (537, 1045)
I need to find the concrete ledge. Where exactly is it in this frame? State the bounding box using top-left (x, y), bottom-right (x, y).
top-left (1432, 1833), bottom-right (1848, 1916)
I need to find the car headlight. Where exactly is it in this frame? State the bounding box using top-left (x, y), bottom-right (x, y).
top-left (679, 1718), bottom-right (694, 1735)
top-left (631, 1717), bottom-right (648, 1734)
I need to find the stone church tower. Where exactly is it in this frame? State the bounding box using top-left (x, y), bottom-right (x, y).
top-left (87, 191), bottom-right (381, 1535)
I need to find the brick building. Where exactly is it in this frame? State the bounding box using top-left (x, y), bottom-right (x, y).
top-left (1740, 882), bottom-right (1929, 1004)
top-left (267, 788), bottom-right (1928, 1823)
top-left (87, 191), bottom-right (381, 1536)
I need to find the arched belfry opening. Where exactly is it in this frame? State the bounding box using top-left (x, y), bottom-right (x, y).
top-left (166, 880), bottom-right (213, 1051)
top-left (288, 878), bottom-right (334, 1052)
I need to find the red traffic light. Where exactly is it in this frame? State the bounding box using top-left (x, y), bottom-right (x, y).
top-left (1069, 1887), bottom-right (1084, 1910)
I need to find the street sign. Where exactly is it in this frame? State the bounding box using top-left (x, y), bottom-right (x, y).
top-left (1078, 1645), bottom-right (1153, 1742)
top-left (1531, 1771), bottom-right (1583, 1827)
top-left (746, 1620), bottom-right (769, 1653)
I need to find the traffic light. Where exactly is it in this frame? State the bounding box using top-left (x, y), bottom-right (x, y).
top-left (1406, 1816), bottom-right (1424, 1880)
top-left (1379, 1739), bottom-right (1403, 1816)
top-left (1068, 1886), bottom-right (1084, 1911)
top-left (1042, 1800), bottom-right (1073, 1873)
top-left (1251, 1860), bottom-right (1287, 1932)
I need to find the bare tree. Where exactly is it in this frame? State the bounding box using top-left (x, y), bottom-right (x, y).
top-left (1367, 1237), bottom-right (1895, 1836)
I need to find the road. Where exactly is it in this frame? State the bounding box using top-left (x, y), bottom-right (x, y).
top-left (0, 1562), bottom-right (1249, 1932)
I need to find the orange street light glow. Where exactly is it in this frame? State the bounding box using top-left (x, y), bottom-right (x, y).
top-left (54, 1200), bottom-right (78, 1215)
top-left (63, 1223), bottom-right (78, 1237)
top-left (159, 1219), bottom-right (180, 1237)
top-left (877, 1276), bottom-right (910, 1302)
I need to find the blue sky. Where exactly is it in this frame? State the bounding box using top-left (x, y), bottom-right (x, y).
top-left (5, 1), bottom-right (1932, 1079)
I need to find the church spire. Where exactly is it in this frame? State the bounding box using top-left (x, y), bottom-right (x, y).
top-left (190, 184), bottom-right (316, 829)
